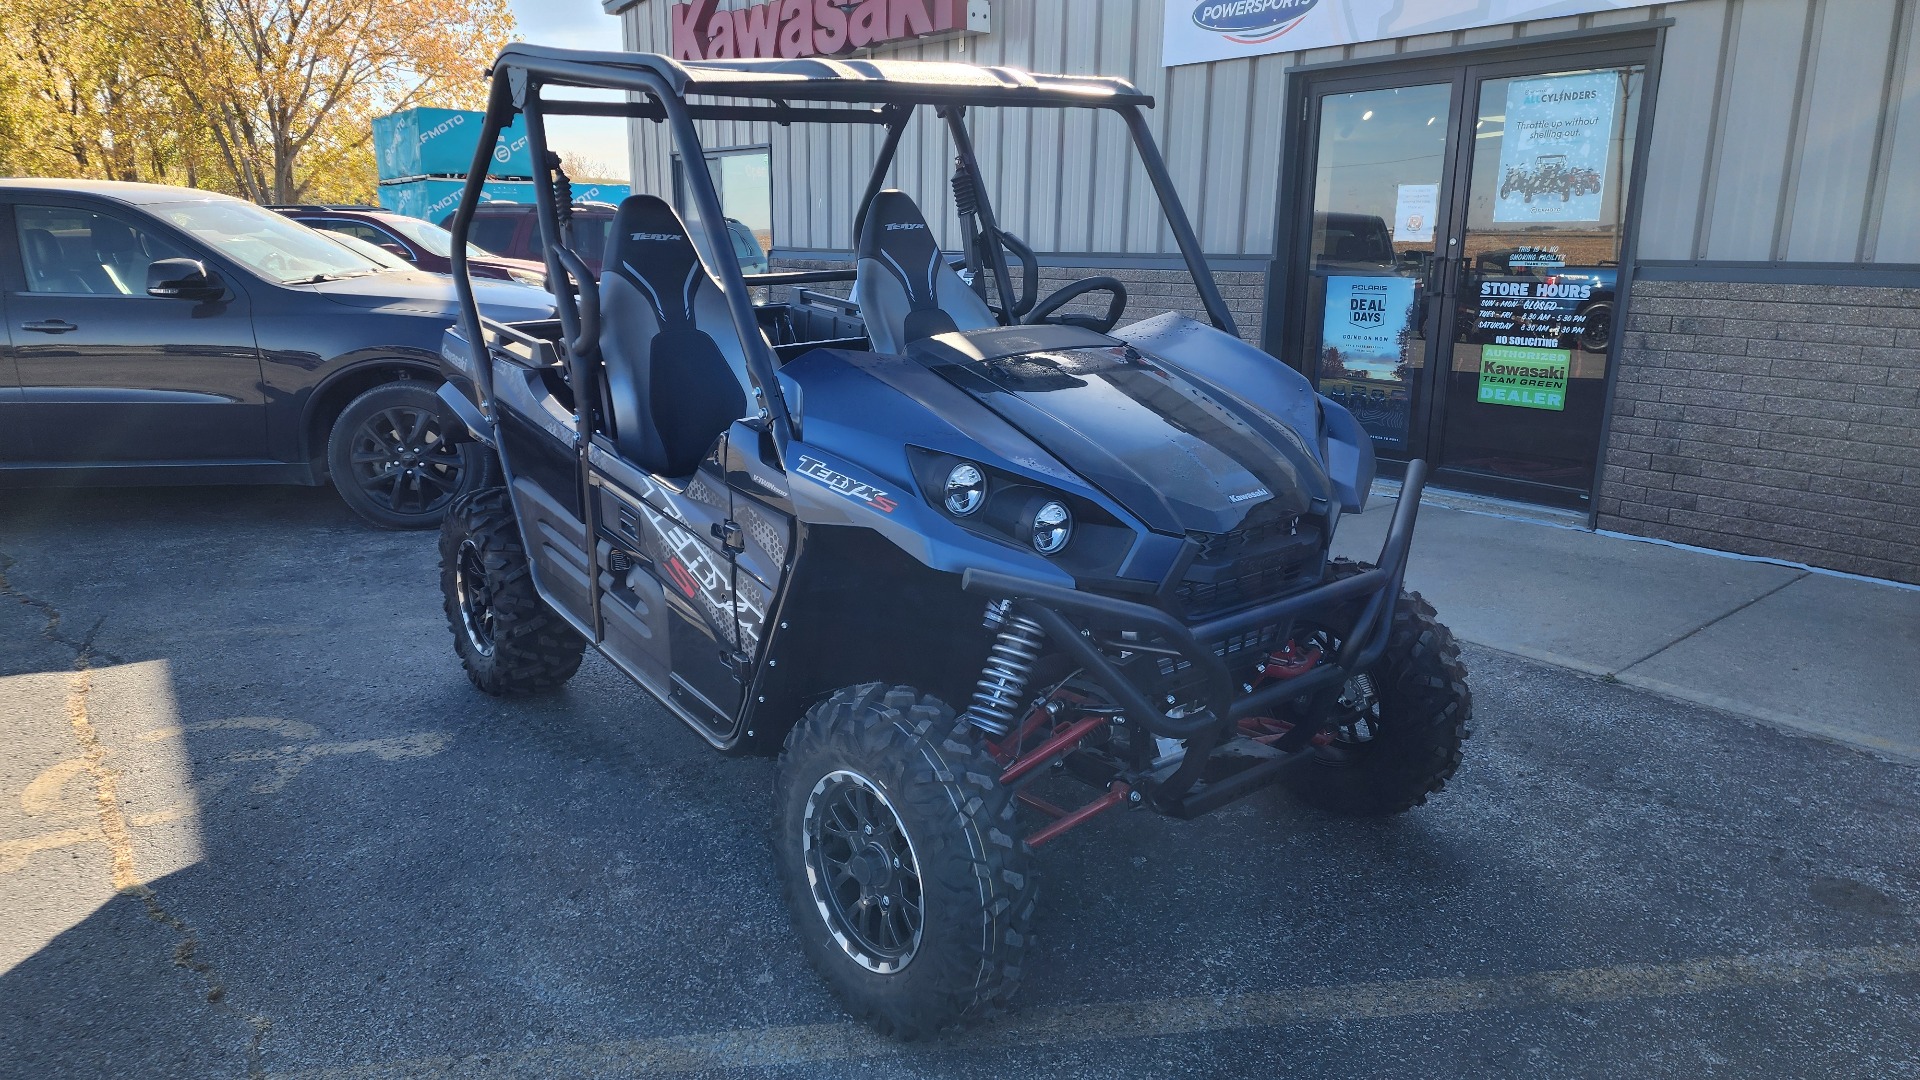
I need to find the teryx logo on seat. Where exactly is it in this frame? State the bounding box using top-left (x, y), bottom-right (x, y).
top-left (883, 222), bottom-right (927, 231)
top-left (630, 232), bottom-right (684, 242)
top-left (797, 455), bottom-right (898, 513)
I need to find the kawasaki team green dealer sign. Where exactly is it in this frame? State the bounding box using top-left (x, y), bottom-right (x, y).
top-left (1478, 345), bottom-right (1569, 411)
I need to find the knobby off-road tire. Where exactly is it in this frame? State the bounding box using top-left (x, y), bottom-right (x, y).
top-left (1282, 561), bottom-right (1472, 817)
top-left (438, 487), bottom-right (585, 695)
top-left (775, 684), bottom-right (1038, 1039)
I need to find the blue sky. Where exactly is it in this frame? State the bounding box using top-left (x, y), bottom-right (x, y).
top-left (506, 0), bottom-right (632, 178)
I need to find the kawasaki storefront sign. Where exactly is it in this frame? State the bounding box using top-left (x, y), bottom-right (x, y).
top-left (1477, 345), bottom-right (1569, 412)
top-left (1165, 0), bottom-right (1660, 66)
top-left (671, 0), bottom-right (988, 60)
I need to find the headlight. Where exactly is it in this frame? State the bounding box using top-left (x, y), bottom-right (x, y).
top-left (944, 463), bottom-right (985, 516)
top-left (1031, 500), bottom-right (1072, 555)
top-left (507, 267), bottom-right (546, 287)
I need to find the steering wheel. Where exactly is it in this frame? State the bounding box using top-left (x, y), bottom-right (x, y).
top-left (1024, 276), bottom-right (1128, 334)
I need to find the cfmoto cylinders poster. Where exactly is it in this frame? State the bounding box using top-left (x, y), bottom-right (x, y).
top-left (1319, 276), bottom-right (1417, 447)
top-left (1493, 72), bottom-right (1619, 223)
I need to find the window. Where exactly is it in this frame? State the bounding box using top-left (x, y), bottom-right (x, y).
top-left (16, 205), bottom-right (189, 295)
top-left (468, 215), bottom-right (522, 257)
top-left (312, 219), bottom-right (394, 248)
top-left (380, 215), bottom-right (491, 260)
top-left (675, 146), bottom-right (774, 259)
top-left (145, 198), bottom-right (384, 283)
top-left (572, 214), bottom-right (616, 267)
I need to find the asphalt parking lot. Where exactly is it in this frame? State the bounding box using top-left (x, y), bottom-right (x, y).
top-left (3, 484), bottom-right (1918, 1079)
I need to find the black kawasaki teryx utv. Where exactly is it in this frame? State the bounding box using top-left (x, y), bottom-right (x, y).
top-left (434, 45), bottom-right (1471, 1037)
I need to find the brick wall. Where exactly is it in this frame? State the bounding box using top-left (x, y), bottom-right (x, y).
top-left (770, 255), bottom-right (1268, 344)
top-left (1600, 279), bottom-right (1920, 584)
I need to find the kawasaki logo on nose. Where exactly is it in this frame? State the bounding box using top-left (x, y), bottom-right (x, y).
top-left (1228, 488), bottom-right (1270, 503)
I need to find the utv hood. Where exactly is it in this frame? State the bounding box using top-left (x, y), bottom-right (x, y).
top-left (905, 325), bottom-right (1331, 536)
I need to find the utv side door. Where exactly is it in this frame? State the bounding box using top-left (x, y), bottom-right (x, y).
top-left (589, 433), bottom-right (745, 740)
top-left (0, 199), bottom-right (268, 464)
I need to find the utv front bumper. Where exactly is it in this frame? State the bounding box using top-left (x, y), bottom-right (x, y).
top-left (960, 461), bottom-right (1431, 746)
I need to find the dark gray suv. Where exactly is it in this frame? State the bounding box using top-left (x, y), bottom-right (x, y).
top-left (0, 180), bottom-right (553, 527)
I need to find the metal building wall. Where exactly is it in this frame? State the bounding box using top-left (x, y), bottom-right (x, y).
top-left (1638, 0), bottom-right (1920, 265)
top-left (619, 0), bottom-right (1917, 268)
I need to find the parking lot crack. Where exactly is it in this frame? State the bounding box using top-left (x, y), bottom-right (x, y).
top-left (2, 548), bottom-right (273, 1077)
top-left (0, 550), bottom-right (126, 667)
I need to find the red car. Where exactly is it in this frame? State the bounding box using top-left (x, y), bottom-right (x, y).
top-left (271, 205), bottom-right (547, 286)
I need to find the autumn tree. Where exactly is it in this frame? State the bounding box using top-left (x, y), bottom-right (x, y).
top-left (560, 152), bottom-right (627, 184)
top-left (0, 0), bottom-right (203, 183)
top-left (145, 0), bottom-right (515, 203)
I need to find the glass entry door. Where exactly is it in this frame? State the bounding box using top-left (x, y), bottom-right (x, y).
top-left (1291, 50), bottom-right (1649, 506)
top-left (1303, 82), bottom-right (1453, 456)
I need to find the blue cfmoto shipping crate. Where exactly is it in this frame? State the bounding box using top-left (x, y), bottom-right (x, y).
top-left (377, 179), bottom-right (537, 222)
top-left (573, 182), bottom-right (631, 205)
top-left (372, 108), bottom-right (533, 180)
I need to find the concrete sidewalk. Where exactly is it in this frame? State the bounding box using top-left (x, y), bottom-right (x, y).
top-left (1331, 485), bottom-right (1920, 764)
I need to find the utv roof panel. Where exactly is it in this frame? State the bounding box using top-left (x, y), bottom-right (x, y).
top-left (492, 44), bottom-right (1153, 109)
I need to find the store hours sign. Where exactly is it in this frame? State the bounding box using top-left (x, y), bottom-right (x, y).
top-left (1165, 1), bottom-right (1660, 67)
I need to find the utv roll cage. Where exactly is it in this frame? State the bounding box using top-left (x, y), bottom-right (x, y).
top-left (445, 45), bottom-right (1236, 454)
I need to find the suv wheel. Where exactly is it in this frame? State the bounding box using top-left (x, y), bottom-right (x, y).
top-left (327, 380), bottom-right (494, 528)
top-left (775, 684), bottom-right (1038, 1038)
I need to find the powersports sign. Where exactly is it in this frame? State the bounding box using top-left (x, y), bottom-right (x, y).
top-left (671, 0), bottom-right (987, 61)
top-left (1165, 0), bottom-right (1659, 67)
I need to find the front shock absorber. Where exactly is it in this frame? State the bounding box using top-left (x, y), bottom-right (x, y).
top-left (963, 600), bottom-right (1047, 736)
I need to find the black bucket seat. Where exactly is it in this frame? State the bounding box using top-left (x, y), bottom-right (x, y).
top-left (852, 189), bottom-right (994, 355)
top-left (597, 195), bottom-right (750, 477)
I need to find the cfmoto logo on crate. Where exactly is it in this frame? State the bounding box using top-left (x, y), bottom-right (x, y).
top-left (1192, 0), bottom-right (1318, 43)
top-left (421, 113), bottom-right (466, 141)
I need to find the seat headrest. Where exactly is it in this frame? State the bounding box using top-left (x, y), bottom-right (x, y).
top-left (92, 219), bottom-right (140, 255)
top-left (604, 195), bottom-right (705, 326)
top-left (22, 228), bottom-right (59, 260)
top-left (857, 190), bottom-right (943, 304)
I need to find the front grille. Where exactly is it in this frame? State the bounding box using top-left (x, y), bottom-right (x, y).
top-left (1175, 513), bottom-right (1323, 621)
top-left (1175, 555), bottom-right (1312, 619)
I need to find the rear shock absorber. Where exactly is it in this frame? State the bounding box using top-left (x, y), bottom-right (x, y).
top-left (964, 600), bottom-right (1047, 737)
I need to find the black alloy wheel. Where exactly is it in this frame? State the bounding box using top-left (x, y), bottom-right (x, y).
top-left (1580, 303), bottom-right (1615, 353)
top-left (774, 684), bottom-right (1037, 1038)
top-left (804, 770), bottom-right (924, 971)
top-left (328, 380), bottom-right (494, 528)
top-left (453, 539), bottom-right (496, 657)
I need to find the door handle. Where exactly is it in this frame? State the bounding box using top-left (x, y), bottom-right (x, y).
top-left (21, 319), bottom-right (77, 334)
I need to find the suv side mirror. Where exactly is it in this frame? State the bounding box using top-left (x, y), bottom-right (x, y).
top-left (379, 242), bottom-right (416, 262)
top-left (147, 258), bottom-right (223, 301)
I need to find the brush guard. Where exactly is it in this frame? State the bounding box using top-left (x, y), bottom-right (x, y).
top-left (964, 461), bottom-right (1431, 835)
